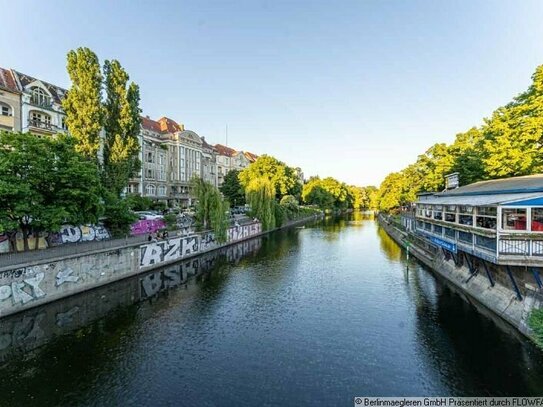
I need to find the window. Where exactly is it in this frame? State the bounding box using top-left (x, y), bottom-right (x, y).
top-left (424, 222), bottom-right (432, 231)
top-left (458, 231), bottom-right (473, 244)
top-left (476, 235), bottom-right (496, 251)
top-left (434, 225), bottom-right (443, 235)
top-left (444, 228), bottom-right (456, 239)
top-left (0, 103), bottom-right (10, 116)
top-left (31, 87), bottom-right (50, 106)
top-left (424, 205), bottom-right (432, 218)
top-left (433, 205), bottom-right (443, 220)
top-left (444, 205), bottom-right (456, 223)
top-left (30, 111), bottom-right (52, 128)
top-left (532, 208), bottom-right (543, 232)
top-left (61, 117), bottom-right (68, 130)
top-left (158, 185), bottom-right (167, 196)
top-left (459, 206), bottom-right (473, 226)
top-left (502, 208), bottom-right (527, 231)
top-left (147, 152), bottom-right (153, 163)
top-left (146, 169), bottom-right (152, 178)
top-left (476, 206), bottom-right (497, 229)
top-left (146, 184), bottom-right (156, 196)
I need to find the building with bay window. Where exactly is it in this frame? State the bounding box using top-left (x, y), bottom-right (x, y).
top-left (12, 70), bottom-right (68, 136)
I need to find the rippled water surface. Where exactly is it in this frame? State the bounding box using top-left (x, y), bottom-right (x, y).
top-left (2, 214), bottom-right (543, 406)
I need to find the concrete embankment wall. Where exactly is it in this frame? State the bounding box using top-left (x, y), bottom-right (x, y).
top-left (0, 215), bottom-right (321, 319)
top-left (378, 215), bottom-right (543, 339)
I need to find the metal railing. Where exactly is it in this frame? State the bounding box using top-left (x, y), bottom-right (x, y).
top-left (0, 234), bottom-right (149, 269)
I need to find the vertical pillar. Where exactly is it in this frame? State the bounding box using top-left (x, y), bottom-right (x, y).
top-left (530, 267), bottom-right (543, 289)
top-left (506, 265), bottom-right (523, 301)
top-left (482, 260), bottom-right (495, 287)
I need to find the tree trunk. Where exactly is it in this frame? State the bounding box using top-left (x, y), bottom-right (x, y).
top-left (34, 230), bottom-right (40, 250)
top-left (21, 225), bottom-right (29, 252)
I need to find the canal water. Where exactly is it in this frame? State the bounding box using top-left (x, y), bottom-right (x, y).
top-left (1, 214), bottom-right (543, 406)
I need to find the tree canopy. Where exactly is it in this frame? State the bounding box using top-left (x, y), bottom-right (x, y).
top-left (0, 132), bottom-right (102, 251)
top-left (219, 169), bottom-right (245, 206)
top-left (376, 64), bottom-right (543, 211)
top-left (239, 155), bottom-right (300, 198)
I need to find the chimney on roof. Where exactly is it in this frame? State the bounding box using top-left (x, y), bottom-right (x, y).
top-left (146, 115), bottom-right (150, 119)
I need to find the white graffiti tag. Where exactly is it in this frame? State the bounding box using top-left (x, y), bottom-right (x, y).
top-left (0, 272), bottom-right (46, 305)
top-left (56, 268), bottom-right (79, 286)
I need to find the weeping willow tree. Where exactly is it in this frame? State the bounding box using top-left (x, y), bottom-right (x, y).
top-left (246, 177), bottom-right (276, 230)
top-left (191, 177), bottom-right (229, 242)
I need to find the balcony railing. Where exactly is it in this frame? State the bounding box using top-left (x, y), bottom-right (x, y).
top-left (28, 118), bottom-right (56, 132)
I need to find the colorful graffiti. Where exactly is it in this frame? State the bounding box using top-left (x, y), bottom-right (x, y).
top-left (50, 225), bottom-right (110, 245)
top-left (130, 219), bottom-right (166, 236)
top-left (0, 224), bottom-right (111, 254)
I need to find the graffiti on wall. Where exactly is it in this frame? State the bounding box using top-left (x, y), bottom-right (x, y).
top-left (130, 219), bottom-right (166, 236)
top-left (227, 223), bottom-right (262, 243)
top-left (50, 224), bottom-right (110, 245)
top-left (0, 224), bottom-right (111, 254)
top-left (139, 222), bottom-right (262, 269)
top-left (140, 235), bottom-right (199, 268)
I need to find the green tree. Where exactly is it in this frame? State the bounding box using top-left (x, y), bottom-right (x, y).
top-left (219, 169), bottom-right (245, 206)
top-left (103, 59), bottom-right (142, 196)
top-left (482, 65), bottom-right (543, 178)
top-left (239, 155), bottom-right (298, 198)
top-left (192, 177), bottom-right (230, 241)
top-left (449, 127), bottom-right (486, 185)
top-left (62, 47), bottom-right (104, 159)
top-left (302, 177), bottom-right (335, 209)
top-left (302, 177), bottom-right (352, 210)
top-left (0, 132), bottom-right (103, 251)
top-left (246, 177), bottom-right (276, 230)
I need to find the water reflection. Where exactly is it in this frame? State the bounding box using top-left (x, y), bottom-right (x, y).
top-left (1, 216), bottom-right (543, 406)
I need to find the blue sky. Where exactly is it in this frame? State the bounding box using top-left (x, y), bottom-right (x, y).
top-left (1, 0), bottom-right (543, 186)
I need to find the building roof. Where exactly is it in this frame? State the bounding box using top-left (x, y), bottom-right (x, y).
top-left (214, 144), bottom-right (237, 157)
top-left (440, 174), bottom-right (543, 197)
top-left (417, 174), bottom-right (543, 206)
top-left (141, 116), bottom-right (163, 133)
top-left (158, 117), bottom-right (183, 133)
top-left (12, 70), bottom-right (67, 104)
top-left (417, 192), bottom-right (543, 206)
top-left (0, 68), bottom-right (19, 93)
top-left (244, 151), bottom-right (258, 162)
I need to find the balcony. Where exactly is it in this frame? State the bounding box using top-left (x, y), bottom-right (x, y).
top-left (28, 118), bottom-right (56, 134)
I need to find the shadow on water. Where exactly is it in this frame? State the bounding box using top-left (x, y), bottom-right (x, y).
top-left (400, 237), bottom-right (543, 395)
top-left (0, 235), bottom-right (266, 406)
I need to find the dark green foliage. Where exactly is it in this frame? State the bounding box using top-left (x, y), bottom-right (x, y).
top-left (163, 213), bottom-right (178, 231)
top-left (102, 192), bottom-right (137, 237)
top-left (219, 170), bottom-right (245, 206)
top-left (0, 132), bottom-right (103, 250)
top-left (528, 308), bottom-right (543, 349)
top-left (125, 194), bottom-right (154, 211)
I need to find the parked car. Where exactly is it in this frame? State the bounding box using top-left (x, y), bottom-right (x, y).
top-left (134, 211), bottom-right (164, 220)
